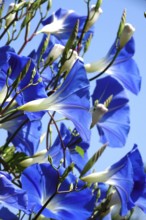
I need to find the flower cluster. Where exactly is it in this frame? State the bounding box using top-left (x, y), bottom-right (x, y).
top-left (0, 1), bottom-right (145, 220)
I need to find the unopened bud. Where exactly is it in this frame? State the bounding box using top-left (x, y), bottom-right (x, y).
top-left (90, 102), bottom-right (108, 128)
top-left (85, 6), bottom-right (103, 31)
top-left (5, 3), bottom-right (15, 27)
top-left (47, 0), bottom-right (52, 10)
top-left (20, 149), bottom-right (47, 167)
top-left (119, 23), bottom-right (135, 49)
top-left (81, 170), bottom-right (111, 183)
top-left (81, 163), bottom-right (123, 183)
top-left (60, 50), bottom-right (83, 73)
top-left (5, 1), bottom-right (25, 27)
top-left (46, 44), bottom-right (65, 65)
top-left (85, 57), bottom-right (109, 73)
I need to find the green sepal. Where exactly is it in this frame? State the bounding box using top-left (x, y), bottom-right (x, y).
top-left (59, 163), bottom-right (74, 183)
top-left (80, 143), bottom-right (107, 177)
top-left (47, 0), bottom-right (52, 11)
top-left (0, 2), bottom-right (4, 22)
top-left (95, 0), bottom-right (103, 11)
top-left (92, 186), bottom-right (113, 219)
top-left (31, 0), bottom-right (42, 10)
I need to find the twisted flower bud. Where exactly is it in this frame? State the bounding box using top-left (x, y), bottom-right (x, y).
top-left (119, 23), bottom-right (135, 49)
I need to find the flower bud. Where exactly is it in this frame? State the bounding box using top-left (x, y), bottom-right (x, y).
top-left (5, 3), bottom-right (15, 27)
top-left (85, 57), bottom-right (109, 73)
top-left (20, 149), bottom-right (47, 167)
top-left (81, 170), bottom-right (111, 183)
top-left (47, 0), bottom-right (52, 10)
top-left (46, 44), bottom-right (65, 65)
top-left (0, 85), bottom-right (12, 105)
top-left (85, 6), bottom-right (103, 31)
top-left (60, 49), bottom-right (83, 73)
top-left (81, 164), bottom-right (122, 183)
top-left (90, 102), bottom-right (108, 128)
top-left (5, 1), bottom-right (26, 27)
top-left (119, 23), bottom-right (135, 49)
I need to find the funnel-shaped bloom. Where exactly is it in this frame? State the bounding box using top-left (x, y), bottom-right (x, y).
top-left (21, 163), bottom-right (95, 220)
top-left (85, 37), bottom-right (141, 94)
top-left (18, 60), bottom-right (91, 143)
top-left (91, 76), bottom-right (130, 147)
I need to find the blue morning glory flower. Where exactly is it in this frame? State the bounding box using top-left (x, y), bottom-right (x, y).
top-left (21, 163), bottom-right (95, 220)
top-left (91, 75), bottom-right (130, 147)
top-left (85, 37), bottom-right (141, 95)
top-left (48, 123), bottom-right (89, 171)
top-left (18, 59), bottom-right (91, 143)
top-left (36, 6), bottom-right (102, 48)
top-left (82, 145), bottom-right (145, 216)
top-left (0, 171), bottom-right (28, 213)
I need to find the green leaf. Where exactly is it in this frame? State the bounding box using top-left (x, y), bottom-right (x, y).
top-left (75, 145), bottom-right (84, 158)
top-left (80, 143), bottom-right (107, 177)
